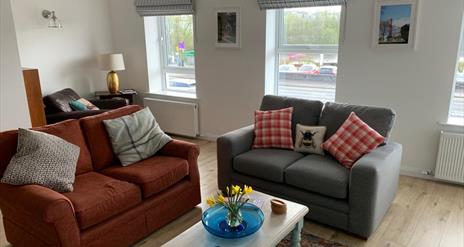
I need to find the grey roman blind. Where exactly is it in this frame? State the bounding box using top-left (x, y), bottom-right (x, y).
top-left (135, 0), bottom-right (194, 16)
top-left (257, 0), bottom-right (346, 10)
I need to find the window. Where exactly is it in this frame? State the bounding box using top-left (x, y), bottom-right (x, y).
top-left (158, 15), bottom-right (196, 94)
top-left (274, 6), bottom-right (342, 102)
top-left (449, 20), bottom-right (464, 125)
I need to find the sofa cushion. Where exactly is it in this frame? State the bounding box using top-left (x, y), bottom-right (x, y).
top-left (319, 102), bottom-right (396, 141)
top-left (233, 149), bottom-right (304, 183)
top-left (70, 98), bottom-right (100, 111)
top-left (34, 120), bottom-right (94, 175)
top-left (43, 88), bottom-right (81, 113)
top-left (101, 156), bottom-right (189, 198)
top-left (252, 107), bottom-right (293, 150)
top-left (285, 155), bottom-right (350, 199)
top-left (103, 107), bottom-right (172, 166)
top-left (79, 105), bottom-right (144, 170)
top-left (1, 129), bottom-right (80, 193)
top-left (0, 120), bottom-right (93, 175)
top-left (63, 172), bottom-right (142, 230)
top-left (322, 112), bottom-right (385, 168)
top-left (260, 95), bottom-right (324, 141)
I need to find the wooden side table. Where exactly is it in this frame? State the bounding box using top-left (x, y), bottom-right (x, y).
top-left (95, 89), bottom-right (137, 104)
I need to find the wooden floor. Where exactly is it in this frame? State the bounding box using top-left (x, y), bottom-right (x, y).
top-left (1, 138), bottom-right (463, 247)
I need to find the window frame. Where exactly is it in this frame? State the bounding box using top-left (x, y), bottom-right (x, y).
top-left (273, 6), bottom-right (344, 101)
top-left (448, 15), bottom-right (464, 125)
top-left (157, 15), bottom-right (196, 94)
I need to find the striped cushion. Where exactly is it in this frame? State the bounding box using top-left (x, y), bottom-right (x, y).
top-left (103, 107), bottom-right (172, 166)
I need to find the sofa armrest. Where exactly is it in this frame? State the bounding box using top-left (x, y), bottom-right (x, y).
top-left (348, 142), bottom-right (402, 237)
top-left (0, 184), bottom-right (80, 246)
top-left (46, 110), bottom-right (107, 124)
top-left (158, 139), bottom-right (200, 187)
top-left (217, 125), bottom-right (254, 191)
top-left (89, 98), bottom-right (129, 109)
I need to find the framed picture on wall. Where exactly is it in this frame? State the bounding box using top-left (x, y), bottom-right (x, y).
top-left (372, 0), bottom-right (419, 49)
top-left (215, 8), bottom-right (240, 48)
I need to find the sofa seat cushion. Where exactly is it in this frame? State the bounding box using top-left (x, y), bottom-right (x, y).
top-left (101, 156), bottom-right (189, 198)
top-left (63, 172), bottom-right (142, 230)
top-left (233, 149), bottom-right (304, 183)
top-left (285, 155), bottom-right (349, 199)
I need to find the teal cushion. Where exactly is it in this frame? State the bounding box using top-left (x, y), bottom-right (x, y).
top-left (70, 100), bottom-right (89, 111)
top-left (103, 107), bottom-right (172, 166)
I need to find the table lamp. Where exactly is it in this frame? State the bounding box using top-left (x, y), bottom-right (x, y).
top-left (98, 53), bottom-right (125, 94)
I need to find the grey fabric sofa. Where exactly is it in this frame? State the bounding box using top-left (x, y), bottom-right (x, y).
top-left (217, 95), bottom-right (403, 238)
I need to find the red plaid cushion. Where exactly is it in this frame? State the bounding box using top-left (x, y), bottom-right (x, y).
top-left (322, 112), bottom-right (385, 168)
top-left (253, 107), bottom-right (293, 149)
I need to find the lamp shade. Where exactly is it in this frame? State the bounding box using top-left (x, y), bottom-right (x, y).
top-left (98, 53), bottom-right (125, 71)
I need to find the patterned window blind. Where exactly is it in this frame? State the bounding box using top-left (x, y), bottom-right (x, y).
top-left (135, 0), bottom-right (194, 16)
top-left (257, 0), bottom-right (346, 10)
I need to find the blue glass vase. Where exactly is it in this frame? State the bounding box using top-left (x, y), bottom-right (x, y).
top-left (202, 203), bottom-right (264, 239)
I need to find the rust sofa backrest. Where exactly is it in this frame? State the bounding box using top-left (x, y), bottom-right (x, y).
top-left (0, 131), bottom-right (19, 177)
top-left (0, 119), bottom-right (93, 177)
top-left (80, 105), bottom-right (143, 170)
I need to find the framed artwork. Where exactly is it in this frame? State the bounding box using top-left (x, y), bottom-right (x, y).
top-left (215, 8), bottom-right (240, 48)
top-left (372, 0), bottom-right (419, 48)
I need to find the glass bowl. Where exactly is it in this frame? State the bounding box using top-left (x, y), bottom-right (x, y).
top-left (201, 203), bottom-right (265, 239)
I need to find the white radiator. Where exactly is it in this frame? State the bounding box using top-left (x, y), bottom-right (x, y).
top-left (144, 98), bottom-right (198, 137)
top-left (434, 131), bottom-right (464, 184)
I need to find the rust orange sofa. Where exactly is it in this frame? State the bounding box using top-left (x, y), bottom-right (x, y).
top-left (0, 105), bottom-right (201, 247)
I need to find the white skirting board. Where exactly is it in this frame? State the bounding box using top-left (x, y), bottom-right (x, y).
top-left (144, 98), bottom-right (199, 137)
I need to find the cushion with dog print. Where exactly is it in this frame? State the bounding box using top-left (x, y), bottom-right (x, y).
top-left (294, 124), bottom-right (326, 155)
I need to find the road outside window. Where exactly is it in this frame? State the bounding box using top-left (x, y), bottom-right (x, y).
top-left (275, 6), bottom-right (342, 102)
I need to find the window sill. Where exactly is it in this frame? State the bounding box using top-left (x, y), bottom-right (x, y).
top-left (144, 91), bottom-right (198, 103)
top-left (437, 121), bottom-right (464, 133)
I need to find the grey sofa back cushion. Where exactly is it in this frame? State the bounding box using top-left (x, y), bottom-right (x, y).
top-left (0, 128), bottom-right (80, 192)
top-left (260, 95), bottom-right (324, 141)
top-left (319, 102), bottom-right (396, 141)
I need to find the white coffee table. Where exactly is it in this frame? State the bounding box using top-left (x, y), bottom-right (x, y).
top-left (163, 191), bottom-right (309, 247)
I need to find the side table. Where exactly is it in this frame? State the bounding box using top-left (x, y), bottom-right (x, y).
top-left (95, 89), bottom-right (137, 104)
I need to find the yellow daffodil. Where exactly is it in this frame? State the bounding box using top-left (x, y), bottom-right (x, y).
top-left (207, 196), bottom-right (216, 207)
top-left (232, 185), bottom-right (241, 195)
top-left (217, 194), bottom-right (226, 203)
top-left (244, 185), bottom-right (253, 195)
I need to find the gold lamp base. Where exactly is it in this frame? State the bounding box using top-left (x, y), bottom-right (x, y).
top-left (107, 71), bottom-right (120, 94)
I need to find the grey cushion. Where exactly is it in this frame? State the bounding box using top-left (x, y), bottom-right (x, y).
top-left (319, 102), bottom-right (396, 141)
top-left (0, 129), bottom-right (80, 192)
top-left (233, 149), bottom-right (304, 183)
top-left (103, 107), bottom-right (172, 166)
top-left (285, 155), bottom-right (350, 199)
top-left (260, 95), bottom-right (324, 141)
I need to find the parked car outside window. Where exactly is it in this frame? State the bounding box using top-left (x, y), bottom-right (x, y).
top-left (279, 64), bottom-right (297, 72)
top-left (298, 64), bottom-right (319, 75)
top-left (319, 65), bottom-right (337, 75)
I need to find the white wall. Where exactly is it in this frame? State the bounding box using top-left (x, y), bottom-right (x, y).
top-left (108, 0), bottom-right (149, 104)
top-left (194, 0), bottom-right (266, 137)
top-left (108, 0), bottom-right (266, 136)
top-left (336, 0), bottom-right (464, 174)
top-left (108, 0), bottom-right (463, 175)
top-left (0, 0), bottom-right (31, 131)
top-left (10, 0), bottom-right (115, 97)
